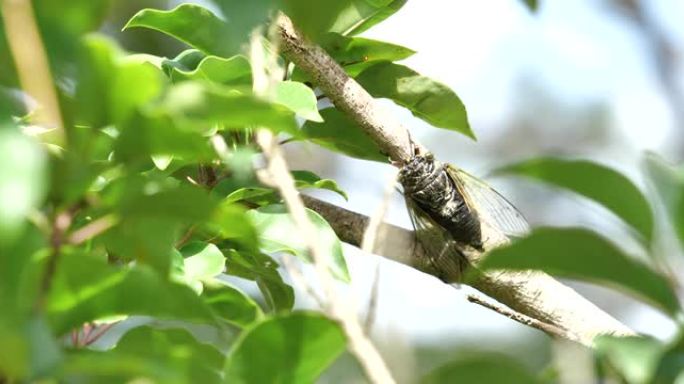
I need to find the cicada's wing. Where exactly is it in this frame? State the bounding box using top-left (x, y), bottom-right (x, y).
top-left (446, 165), bottom-right (530, 238)
top-left (405, 197), bottom-right (467, 282)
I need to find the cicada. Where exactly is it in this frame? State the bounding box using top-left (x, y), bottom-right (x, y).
top-left (398, 153), bottom-right (529, 282)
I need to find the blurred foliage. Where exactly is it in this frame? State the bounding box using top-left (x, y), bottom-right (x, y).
top-left (496, 158), bottom-right (654, 243)
top-left (0, 0), bottom-right (683, 383)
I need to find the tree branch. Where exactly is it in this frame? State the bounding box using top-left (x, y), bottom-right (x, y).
top-left (301, 196), bottom-right (635, 347)
top-left (276, 13), bottom-right (636, 347)
top-left (35, 205), bottom-right (79, 311)
top-left (466, 294), bottom-right (580, 342)
top-left (276, 14), bottom-right (423, 164)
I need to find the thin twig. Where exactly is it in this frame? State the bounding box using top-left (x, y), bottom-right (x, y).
top-left (361, 171), bottom-right (397, 332)
top-left (1, 0), bottom-right (64, 144)
top-left (361, 171), bottom-right (397, 253)
top-left (35, 206), bottom-right (77, 311)
top-left (175, 224), bottom-right (197, 249)
top-left (364, 265), bottom-right (381, 333)
top-left (68, 214), bottom-right (118, 245)
top-left (250, 29), bottom-right (396, 384)
top-left (280, 254), bottom-right (326, 308)
top-left (276, 13), bottom-right (422, 163)
top-left (70, 329), bottom-right (79, 348)
top-left (279, 137), bottom-right (296, 146)
top-left (466, 294), bottom-right (581, 343)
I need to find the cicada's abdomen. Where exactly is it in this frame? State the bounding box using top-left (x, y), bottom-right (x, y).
top-left (399, 154), bottom-right (483, 250)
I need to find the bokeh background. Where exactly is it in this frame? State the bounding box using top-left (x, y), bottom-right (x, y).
top-left (97, 0), bottom-right (684, 382)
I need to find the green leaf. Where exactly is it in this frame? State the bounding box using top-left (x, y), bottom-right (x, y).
top-left (102, 178), bottom-right (218, 274)
top-left (208, 202), bottom-right (259, 251)
top-left (162, 49), bottom-right (207, 74)
top-left (302, 107), bottom-right (387, 162)
top-left (158, 82), bottom-right (300, 137)
top-left (47, 252), bottom-right (217, 335)
top-left (0, 127), bottom-right (48, 245)
top-left (171, 248), bottom-right (202, 293)
top-left (274, 81), bottom-right (323, 122)
top-left (224, 249), bottom-right (295, 312)
top-left (217, 147), bottom-right (259, 183)
top-left (281, 0), bottom-right (354, 42)
top-left (643, 153), bottom-right (684, 247)
top-left (291, 33), bottom-right (415, 81)
top-left (0, 226), bottom-right (49, 379)
top-left (63, 326), bottom-right (224, 384)
top-left (202, 281), bottom-right (262, 327)
top-left (63, 350), bottom-right (180, 384)
top-left (180, 242), bottom-right (226, 282)
top-left (496, 158), bottom-right (654, 243)
top-left (292, 170), bottom-right (348, 200)
top-left (208, 0), bottom-right (281, 51)
top-left (0, 87), bottom-right (27, 123)
top-left (247, 204), bottom-right (350, 282)
top-left (50, 125), bottom-right (116, 204)
top-left (421, 354), bottom-right (541, 384)
top-left (223, 186), bottom-right (279, 206)
top-left (114, 179), bottom-right (218, 223)
top-left (123, 4), bottom-right (235, 57)
top-left (25, 316), bottom-right (62, 379)
top-left (164, 53), bottom-right (252, 86)
top-left (115, 113), bottom-right (213, 165)
top-left (151, 154), bottom-right (174, 171)
top-left (76, 35), bottom-right (164, 129)
top-left (521, 0), bottom-right (539, 11)
top-left (116, 327), bottom-right (224, 383)
top-left (111, 57), bottom-right (165, 125)
top-left (75, 35), bottom-right (118, 128)
top-left (479, 228), bottom-right (681, 316)
top-left (653, 334), bottom-right (684, 383)
top-left (104, 217), bottom-right (179, 276)
top-left (256, 278), bottom-right (296, 313)
top-left (324, 33), bottom-right (414, 75)
top-left (224, 312), bottom-right (346, 383)
top-left (34, 0), bottom-right (111, 37)
top-left (356, 62), bottom-right (474, 139)
top-left (0, 314), bottom-right (62, 381)
top-left (330, 0), bottom-right (408, 36)
top-left (595, 335), bottom-right (664, 384)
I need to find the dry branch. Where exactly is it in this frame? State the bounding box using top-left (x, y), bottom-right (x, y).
top-left (276, 13), bottom-right (636, 347)
top-left (301, 184), bottom-right (636, 347)
top-left (466, 294), bottom-right (580, 342)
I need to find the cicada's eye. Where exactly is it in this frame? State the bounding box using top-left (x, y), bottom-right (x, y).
top-left (425, 152), bottom-right (435, 162)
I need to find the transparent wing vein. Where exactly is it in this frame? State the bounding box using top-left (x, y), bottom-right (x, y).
top-left (448, 166), bottom-right (530, 238)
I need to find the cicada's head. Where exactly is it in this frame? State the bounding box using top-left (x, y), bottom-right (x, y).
top-left (398, 153), bottom-right (442, 195)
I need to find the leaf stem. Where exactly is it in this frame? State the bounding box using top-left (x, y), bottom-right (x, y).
top-left (34, 205), bottom-right (79, 312)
